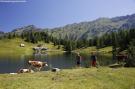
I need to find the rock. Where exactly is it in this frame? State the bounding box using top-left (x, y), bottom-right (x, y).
top-left (109, 63), bottom-right (123, 68)
top-left (51, 68), bottom-right (61, 72)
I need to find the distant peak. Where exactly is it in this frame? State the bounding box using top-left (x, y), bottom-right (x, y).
top-left (24, 25), bottom-right (36, 28)
top-left (93, 17), bottom-right (110, 22)
top-left (96, 17), bottom-right (109, 20)
top-left (0, 31), bottom-right (4, 34)
top-left (12, 25), bottom-right (38, 32)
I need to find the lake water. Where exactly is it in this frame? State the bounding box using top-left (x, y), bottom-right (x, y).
top-left (0, 52), bottom-right (114, 73)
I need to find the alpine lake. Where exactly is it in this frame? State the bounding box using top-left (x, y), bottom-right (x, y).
top-left (0, 52), bottom-right (114, 73)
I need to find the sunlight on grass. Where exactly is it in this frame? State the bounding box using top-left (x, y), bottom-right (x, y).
top-left (74, 46), bottom-right (112, 56)
top-left (0, 38), bottom-right (64, 57)
top-left (0, 67), bottom-right (135, 89)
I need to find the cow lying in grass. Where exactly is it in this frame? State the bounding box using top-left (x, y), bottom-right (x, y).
top-left (18, 69), bottom-right (34, 73)
top-left (28, 60), bottom-right (48, 71)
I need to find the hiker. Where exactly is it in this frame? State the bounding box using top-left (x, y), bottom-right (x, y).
top-left (76, 52), bottom-right (82, 67)
top-left (90, 52), bottom-right (97, 67)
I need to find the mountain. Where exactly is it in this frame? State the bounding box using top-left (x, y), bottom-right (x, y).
top-left (11, 25), bottom-right (44, 35)
top-left (0, 31), bottom-right (4, 34)
top-left (50, 14), bottom-right (135, 40)
top-left (8, 13), bottom-right (135, 40)
top-left (0, 31), bottom-right (4, 37)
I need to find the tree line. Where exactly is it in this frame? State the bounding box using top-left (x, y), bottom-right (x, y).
top-left (1, 29), bottom-right (135, 52)
top-left (1, 29), bottom-right (135, 66)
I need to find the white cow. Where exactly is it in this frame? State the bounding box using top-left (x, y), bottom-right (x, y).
top-left (20, 43), bottom-right (25, 47)
top-left (18, 69), bottom-right (34, 73)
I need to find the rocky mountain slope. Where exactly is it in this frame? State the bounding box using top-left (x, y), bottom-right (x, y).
top-left (6, 13), bottom-right (135, 40)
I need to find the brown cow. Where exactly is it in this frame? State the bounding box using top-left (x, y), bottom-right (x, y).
top-left (28, 60), bottom-right (48, 71)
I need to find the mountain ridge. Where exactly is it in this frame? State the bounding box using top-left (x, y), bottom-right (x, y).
top-left (5, 13), bottom-right (135, 40)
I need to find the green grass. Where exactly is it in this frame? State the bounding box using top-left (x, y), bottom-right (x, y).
top-left (0, 67), bottom-right (135, 89)
top-left (0, 38), bottom-right (113, 57)
top-left (99, 46), bottom-right (112, 53)
top-left (74, 46), bottom-right (112, 56)
top-left (0, 38), bottom-right (64, 57)
top-left (74, 46), bottom-right (97, 54)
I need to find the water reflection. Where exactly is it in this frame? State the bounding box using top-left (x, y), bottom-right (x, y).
top-left (0, 52), bottom-right (113, 73)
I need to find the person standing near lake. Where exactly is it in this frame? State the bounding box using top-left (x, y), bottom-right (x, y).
top-left (76, 52), bottom-right (82, 67)
top-left (91, 52), bottom-right (97, 67)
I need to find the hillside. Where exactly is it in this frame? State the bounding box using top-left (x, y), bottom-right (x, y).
top-left (0, 38), bottom-right (64, 57)
top-left (0, 38), bottom-right (114, 57)
top-left (0, 68), bottom-right (135, 89)
top-left (50, 14), bottom-right (135, 40)
top-left (2, 13), bottom-right (135, 40)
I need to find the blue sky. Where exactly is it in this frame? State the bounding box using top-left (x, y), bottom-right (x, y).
top-left (0, 0), bottom-right (135, 32)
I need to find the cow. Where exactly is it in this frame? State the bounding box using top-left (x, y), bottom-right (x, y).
top-left (28, 60), bottom-right (48, 71)
top-left (18, 69), bottom-right (34, 74)
top-left (20, 43), bottom-right (25, 47)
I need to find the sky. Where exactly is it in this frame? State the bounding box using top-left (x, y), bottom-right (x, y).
top-left (0, 0), bottom-right (135, 32)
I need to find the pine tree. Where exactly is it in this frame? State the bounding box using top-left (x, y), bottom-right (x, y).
top-left (125, 39), bottom-right (135, 67)
top-left (112, 32), bottom-right (118, 60)
top-left (8, 33), bottom-right (12, 39)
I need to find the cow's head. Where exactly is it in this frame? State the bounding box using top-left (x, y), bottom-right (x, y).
top-left (28, 60), bottom-right (32, 63)
top-left (43, 62), bottom-right (48, 67)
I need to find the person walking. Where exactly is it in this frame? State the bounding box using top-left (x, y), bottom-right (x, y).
top-left (76, 52), bottom-right (82, 67)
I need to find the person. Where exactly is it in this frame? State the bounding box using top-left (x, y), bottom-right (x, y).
top-left (76, 52), bottom-right (82, 67)
top-left (91, 52), bottom-right (97, 67)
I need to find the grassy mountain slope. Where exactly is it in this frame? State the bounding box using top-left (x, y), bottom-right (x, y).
top-left (0, 38), bottom-right (64, 57)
